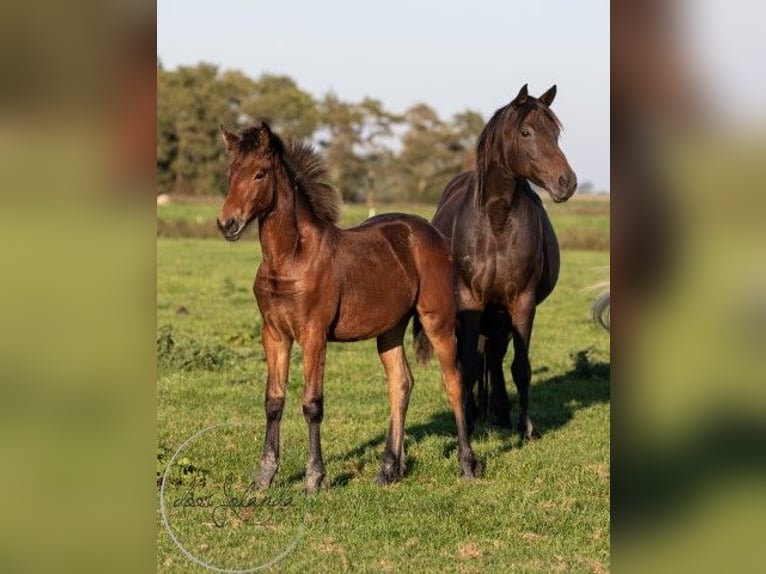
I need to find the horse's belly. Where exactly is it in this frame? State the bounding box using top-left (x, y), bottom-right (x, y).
top-left (329, 285), bottom-right (414, 342)
top-left (328, 233), bottom-right (420, 341)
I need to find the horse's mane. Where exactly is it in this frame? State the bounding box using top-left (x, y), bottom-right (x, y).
top-left (237, 126), bottom-right (341, 225)
top-left (474, 100), bottom-right (562, 204)
top-left (281, 138), bottom-right (341, 225)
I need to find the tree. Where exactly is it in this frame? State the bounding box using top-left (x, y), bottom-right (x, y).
top-left (156, 64), bottom-right (178, 195)
top-left (156, 63), bottom-right (244, 195)
top-left (156, 62), bottom-right (485, 204)
top-left (354, 98), bottom-right (402, 204)
top-left (316, 93), bottom-right (367, 201)
top-left (240, 74), bottom-right (318, 140)
top-left (392, 105), bottom-right (485, 202)
top-left (449, 109), bottom-right (485, 170)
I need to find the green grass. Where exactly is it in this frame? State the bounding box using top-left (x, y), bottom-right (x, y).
top-left (157, 217), bottom-right (610, 572)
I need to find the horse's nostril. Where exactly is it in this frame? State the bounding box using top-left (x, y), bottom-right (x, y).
top-left (558, 175), bottom-right (568, 188)
top-left (217, 218), bottom-right (237, 234)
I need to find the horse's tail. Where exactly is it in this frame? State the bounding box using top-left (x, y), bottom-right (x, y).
top-left (592, 292), bottom-right (610, 331)
top-left (582, 276), bottom-right (610, 332)
top-left (413, 315), bottom-right (434, 365)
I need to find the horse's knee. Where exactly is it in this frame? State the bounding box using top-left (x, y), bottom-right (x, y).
top-left (511, 355), bottom-right (531, 386)
top-left (265, 397), bottom-right (285, 422)
top-left (302, 397), bottom-right (323, 424)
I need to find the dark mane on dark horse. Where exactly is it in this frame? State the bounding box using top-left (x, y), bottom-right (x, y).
top-left (236, 126), bottom-right (341, 224)
top-left (427, 85), bottom-right (577, 437)
top-left (474, 102), bottom-right (562, 204)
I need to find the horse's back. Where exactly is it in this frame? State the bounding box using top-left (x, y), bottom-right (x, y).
top-left (342, 212), bottom-right (451, 271)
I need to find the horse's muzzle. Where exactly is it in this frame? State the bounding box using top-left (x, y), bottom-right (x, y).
top-left (552, 173), bottom-right (577, 203)
top-left (217, 217), bottom-right (245, 241)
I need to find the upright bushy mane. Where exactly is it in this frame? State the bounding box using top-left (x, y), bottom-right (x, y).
top-left (236, 125), bottom-right (341, 224)
top-left (282, 139), bottom-right (341, 225)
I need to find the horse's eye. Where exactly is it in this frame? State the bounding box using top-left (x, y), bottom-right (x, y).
top-left (254, 171), bottom-right (265, 181)
top-left (520, 128), bottom-right (531, 138)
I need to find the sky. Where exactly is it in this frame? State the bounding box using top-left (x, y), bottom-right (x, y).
top-left (158, 0), bottom-right (610, 192)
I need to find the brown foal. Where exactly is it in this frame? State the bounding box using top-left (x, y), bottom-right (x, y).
top-left (217, 122), bottom-right (478, 492)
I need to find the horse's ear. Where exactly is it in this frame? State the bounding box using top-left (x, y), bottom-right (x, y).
top-left (513, 84), bottom-right (529, 106)
top-left (255, 120), bottom-right (276, 151)
top-left (539, 85), bottom-right (557, 107)
top-left (221, 126), bottom-right (240, 152)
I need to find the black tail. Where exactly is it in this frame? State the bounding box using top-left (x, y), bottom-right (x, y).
top-left (412, 315), bottom-right (434, 365)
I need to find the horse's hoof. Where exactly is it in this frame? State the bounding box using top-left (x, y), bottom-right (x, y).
top-left (305, 472), bottom-right (325, 494)
top-left (255, 460), bottom-right (278, 490)
top-left (304, 460), bottom-right (326, 494)
top-left (255, 475), bottom-right (273, 490)
top-left (375, 471), bottom-right (401, 486)
top-left (376, 460), bottom-right (404, 486)
top-left (460, 454), bottom-right (483, 479)
top-left (518, 417), bottom-right (534, 441)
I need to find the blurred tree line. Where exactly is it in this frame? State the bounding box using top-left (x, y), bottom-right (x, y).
top-left (157, 61), bottom-right (484, 203)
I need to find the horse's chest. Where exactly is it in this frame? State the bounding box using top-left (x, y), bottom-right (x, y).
top-left (458, 233), bottom-right (533, 303)
top-left (460, 252), bottom-right (508, 297)
top-left (253, 267), bottom-right (320, 331)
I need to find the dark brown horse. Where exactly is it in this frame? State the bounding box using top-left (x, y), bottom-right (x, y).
top-left (217, 122), bottom-right (478, 492)
top-left (419, 84), bottom-right (576, 438)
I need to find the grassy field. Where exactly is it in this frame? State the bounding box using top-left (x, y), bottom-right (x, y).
top-left (157, 199), bottom-right (610, 572)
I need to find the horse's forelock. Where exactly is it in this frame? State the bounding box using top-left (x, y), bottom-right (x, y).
top-left (236, 126), bottom-right (284, 157)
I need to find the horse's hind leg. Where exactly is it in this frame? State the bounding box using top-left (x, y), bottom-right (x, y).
top-left (256, 323), bottom-right (293, 489)
top-left (376, 320), bottom-right (412, 485)
top-left (301, 332), bottom-right (328, 493)
top-left (418, 308), bottom-right (480, 478)
top-left (509, 294), bottom-right (536, 441)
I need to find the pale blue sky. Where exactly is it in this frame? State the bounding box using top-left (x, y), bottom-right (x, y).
top-left (158, 0), bottom-right (610, 191)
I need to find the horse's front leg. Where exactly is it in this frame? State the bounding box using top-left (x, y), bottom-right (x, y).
top-left (485, 311), bottom-right (512, 428)
top-left (301, 334), bottom-right (327, 493)
top-left (256, 323), bottom-right (293, 489)
top-left (456, 309), bottom-right (482, 435)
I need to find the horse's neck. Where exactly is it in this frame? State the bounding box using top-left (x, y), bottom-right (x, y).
top-left (258, 176), bottom-right (316, 266)
top-left (477, 165), bottom-right (522, 208)
top-left (476, 166), bottom-right (536, 232)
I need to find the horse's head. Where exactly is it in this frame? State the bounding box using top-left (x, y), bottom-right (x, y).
top-left (217, 121), bottom-right (282, 241)
top-left (500, 84), bottom-right (577, 202)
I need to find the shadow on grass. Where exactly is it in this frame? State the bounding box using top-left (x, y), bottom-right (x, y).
top-left (317, 360), bottom-right (611, 482)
